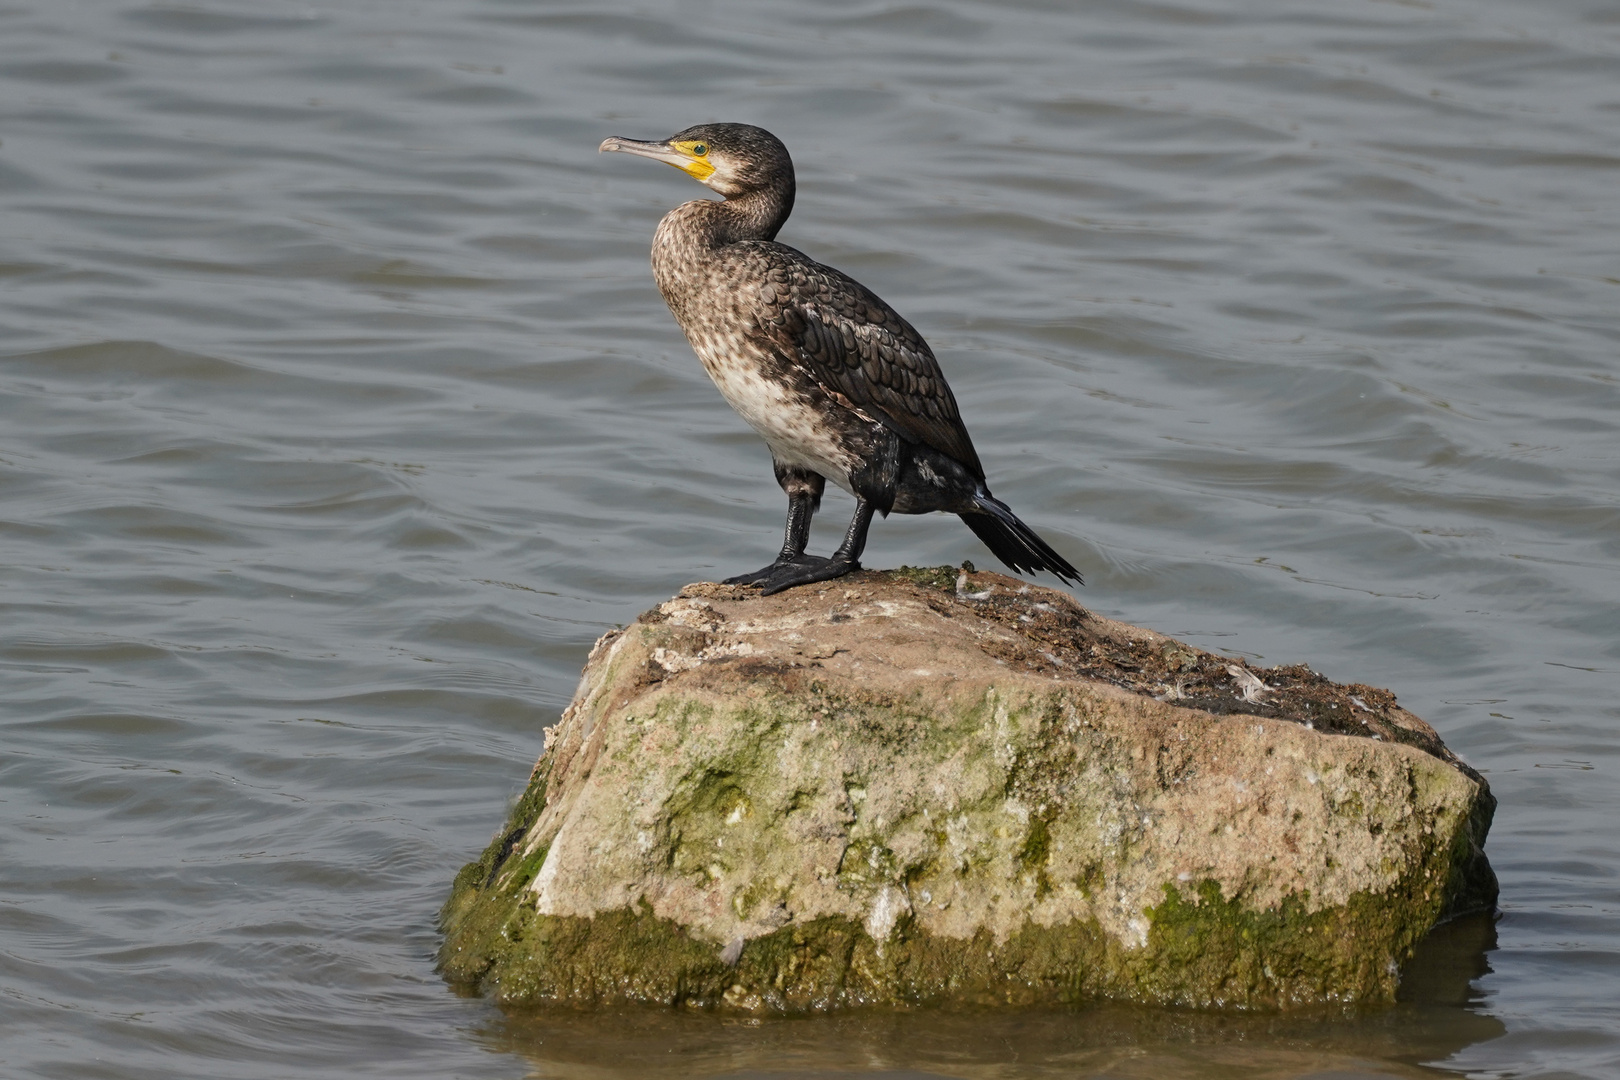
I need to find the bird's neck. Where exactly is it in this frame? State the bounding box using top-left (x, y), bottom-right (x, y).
top-left (652, 181), bottom-right (794, 317)
top-left (718, 179), bottom-right (795, 243)
top-left (658, 180), bottom-right (795, 252)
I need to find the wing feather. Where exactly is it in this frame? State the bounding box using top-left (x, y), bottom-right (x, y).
top-left (741, 243), bottom-right (984, 477)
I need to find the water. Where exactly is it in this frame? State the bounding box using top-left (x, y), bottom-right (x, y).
top-left (2, 0), bottom-right (1617, 1076)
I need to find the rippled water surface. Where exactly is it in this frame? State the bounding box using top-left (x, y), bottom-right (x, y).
top-left (3, 0), bottom-right (1618, 1076)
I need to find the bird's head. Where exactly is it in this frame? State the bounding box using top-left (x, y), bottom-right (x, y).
top-left (599, 123), bottom-right (793, 199)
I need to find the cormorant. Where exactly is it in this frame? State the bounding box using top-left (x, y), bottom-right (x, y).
top-left (600, 123), bottom-right (1081, 594)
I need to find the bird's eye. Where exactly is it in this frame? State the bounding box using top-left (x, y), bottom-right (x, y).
top-left (692, 143), bottom-right (707, 156)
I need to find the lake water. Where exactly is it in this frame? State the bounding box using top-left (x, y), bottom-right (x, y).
top-left (3, 1), bottom-right (1617, 1077)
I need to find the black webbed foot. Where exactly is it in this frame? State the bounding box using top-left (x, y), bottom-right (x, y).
top-left (725, 493), bottom-right (872, 595)
top-left (756, 556), bottom-right (860, 596)
top-left (723, 555), bottom-right (827, 587)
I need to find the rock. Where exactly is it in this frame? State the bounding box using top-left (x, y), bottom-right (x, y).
top-left (438, 567), bottom-right (1496, 1011)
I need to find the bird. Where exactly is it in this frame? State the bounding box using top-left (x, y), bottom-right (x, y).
top-left (599, 123), bottom-right (1081, 595)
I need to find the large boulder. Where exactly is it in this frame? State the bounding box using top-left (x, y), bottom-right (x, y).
top-left (439, 567), bottom-right (1495, 1011)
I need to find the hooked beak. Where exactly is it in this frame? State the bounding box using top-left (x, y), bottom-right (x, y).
top-left (599, 136), bottom-right (685, 165)
top-left (600, 136), bottom-right (715, 181)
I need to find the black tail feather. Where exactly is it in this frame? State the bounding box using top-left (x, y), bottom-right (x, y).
top-left (960, 494), bottom-right (1082, 586)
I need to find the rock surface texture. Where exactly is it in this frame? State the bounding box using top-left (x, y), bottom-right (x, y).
top-left (439, 567), bottom-right (1496, 1011)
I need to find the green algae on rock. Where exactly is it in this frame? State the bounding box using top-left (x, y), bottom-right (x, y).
top-left (439, 568), bottom-right (1496, 1011)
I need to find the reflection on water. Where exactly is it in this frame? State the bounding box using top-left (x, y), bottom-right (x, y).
top-left (2, 0), bottom-right (1618, 1077)
top-left (493, 1007), bottom-right (1501, 1080)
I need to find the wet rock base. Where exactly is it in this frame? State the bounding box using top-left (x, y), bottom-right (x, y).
top-left (439, 568), bottom-right (1496, 1012)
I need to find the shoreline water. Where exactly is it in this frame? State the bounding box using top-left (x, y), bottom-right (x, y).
top-left (2, 0), bottom-right (1617, 1076)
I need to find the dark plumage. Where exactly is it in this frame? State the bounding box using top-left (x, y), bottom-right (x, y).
top-left (600, 122), bottom-right (1081, 594)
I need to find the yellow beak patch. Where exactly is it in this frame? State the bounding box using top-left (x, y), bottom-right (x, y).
top-left (669, 140), bottom-right (716, 181)
top-left (681, 158), bottom-right (716, 181)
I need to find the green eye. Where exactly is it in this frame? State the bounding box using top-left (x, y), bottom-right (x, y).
top-left (692, 143), bottom-right (707, 156)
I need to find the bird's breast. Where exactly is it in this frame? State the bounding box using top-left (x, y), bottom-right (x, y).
top-left (684, 322), bottom-right (858, 488)
top-left (649, 223), bottom-right (865, 488)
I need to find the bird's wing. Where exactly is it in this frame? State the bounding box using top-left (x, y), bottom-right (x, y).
top-left (743, 245), bottom-right (984, 476)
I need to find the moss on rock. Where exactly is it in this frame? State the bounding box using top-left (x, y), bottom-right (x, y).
top-left (439, 570), bottom-right (1495, 1011)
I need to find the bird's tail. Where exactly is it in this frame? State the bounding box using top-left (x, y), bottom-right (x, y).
top-left (959, 493), bottom-right (1082, 586)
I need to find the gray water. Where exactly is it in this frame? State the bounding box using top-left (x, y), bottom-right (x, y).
top-left (2, 0), bottom-right (1617, 1076)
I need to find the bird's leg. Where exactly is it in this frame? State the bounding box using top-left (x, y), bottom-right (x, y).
top-left (757, 497), bottom-right (874, 595)
top-left (723, 465), bottom-right (826, 585)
